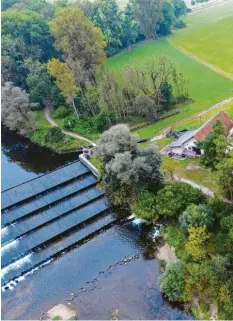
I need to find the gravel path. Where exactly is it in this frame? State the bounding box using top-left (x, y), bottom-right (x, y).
top-left (44, 107), bottom-right (96, 147)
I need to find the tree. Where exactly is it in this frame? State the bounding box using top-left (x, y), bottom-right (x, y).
top-left (122, 3), bottom-right (138, 49)
top-left (217, 150), bottom-right (233, 201)
top-left (49, 7), bottom-right (106, 85)
top-left (199, 120), bottom-right (228, 169)
top-left (160, 262), bottom-right (186, 302)
top-left (47, 58), bottom-right (79, 118)
top-left (156, 182), bottom-right (205, 218)
top-left (130, 0), bottom-right (163, 39)
top-left (157, 0), bottom-right (176, 35)
top-left (185, 226), bottom-right (211, 262)
top-left (2, 9), bottom-right (55, 62)
top-left (24, 58), bottom-right (54, 107)
top-left (216, 216), bottom-right (233, 258)
top-left (131, 190), bottom-right (158, 221)
top-left (1, 82), bottom-right (36, 136)
top-left (94, 123), bottom-right (138, 166)
top-left (173, 0), bottom-right (187, 17)
top-left (179, 204), bottom-right (214, 233)
top-left (45, 127), bottom-right (65, 144)
top-left (94, 124), bottom-right (162, 205)
top-left (11, 0), bottom-right (55, 19)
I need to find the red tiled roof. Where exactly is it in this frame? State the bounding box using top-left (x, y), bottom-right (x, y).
top-left (195, 111), bottom-right (233, 142)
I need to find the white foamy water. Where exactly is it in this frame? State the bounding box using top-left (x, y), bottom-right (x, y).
top-left (1, 253), bottom-right (33, 279)
top-left (1, 239), bottom-right (19, 254)
top-left (132, 218), bottom-right (145, 225)
top-left (1, 226), bottom-right (10, 237)
top-left (2, 258), bottom-right (53, 291)
top-left (128, 213), bottom-right (135, 220)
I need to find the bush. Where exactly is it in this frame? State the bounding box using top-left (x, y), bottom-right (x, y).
top-left (179, 204), bottom-right (214, 233)
top-left (160, 262), bottom-right (186, 302)
top-left (156, 183), bottom-right (205, 218)
top-left (54, 106), bottom-right (70, 118)
top-left (174, 19), bottom-right (186, 29)
top-left (45, 127), bottom-right (65, 144)
top-left (191, 0), bottom-right (196, 5)
top-left (131, 190), bottom-right (158, 222)
top-left (63, 116), bottom-right (78, 130)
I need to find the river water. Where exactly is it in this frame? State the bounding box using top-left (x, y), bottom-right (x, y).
top-left (1, 127), bottom-right (192, 320)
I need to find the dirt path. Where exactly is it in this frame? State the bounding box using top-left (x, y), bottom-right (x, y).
top-left (44, 107), bottom-right (96, 147)
top-left (174, 45), bottom-right (233, 81)
top-left (151, 96), bottom-right (233, 141)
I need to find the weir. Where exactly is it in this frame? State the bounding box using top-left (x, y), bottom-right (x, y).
top-left (1, 160), bottom-right (114, 290)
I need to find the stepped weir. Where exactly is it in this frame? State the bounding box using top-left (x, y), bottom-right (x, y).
top-left (1, 160), bottom-right (116, 290)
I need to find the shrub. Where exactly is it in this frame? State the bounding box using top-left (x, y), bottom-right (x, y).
top-left (54, 106), bottom-right (70, 118)
top-left (185, 226), bottom-right (211, 262)
top-left (63, 116), bottom-right (78, 130)
top-left (131, 190), bottom-right (158, 222)
top-left (179, 204), bottom-right (214, 233)
top-left (156, 183), bottom-right (205, 218)
top-left (45, 127), bottom-right (65, 144)
top-left (174, 19), bottom-right (186, 29)
top-left (191, 0), bottom-right (196, 5)
top-left (160, 262), bottom-right (186, 302)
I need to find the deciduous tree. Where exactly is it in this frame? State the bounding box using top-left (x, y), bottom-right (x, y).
top-left (1, 82), bottom-right (36, 136)
top-left (47, 58), bottom-right (79, 118)
top-left (49, 7), bottom-right (106, 85)
top-left (185, 226), bottom-right (211, 262)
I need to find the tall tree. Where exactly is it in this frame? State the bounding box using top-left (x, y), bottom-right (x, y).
top-left (217, 150), bottom-right (233, 202)
top-left (24, 58), bottom-right (54, 108)
top-left (2, 9), bottom-right (55, 62)
top-left (130, 0), bottom-right (163, 39)
top-left (49, 7), bottom-right (106, 86)
top-left (122, 3), bottom-right (138, 49)
top-left (199, 120), bottom-right (228, 169)
top-left (47, 58), bottom-right (79, 118)
top-left (11, 0), bottom-right (55, 19)
top-left (1, 82), bottom-right (36, 136)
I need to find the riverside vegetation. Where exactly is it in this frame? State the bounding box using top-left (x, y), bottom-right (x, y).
top-left (94, 124), bottom-right (233, 320)
top-left (1, 0), bottom-right (233, 319)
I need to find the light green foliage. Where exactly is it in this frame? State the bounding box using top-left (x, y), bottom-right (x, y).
top-left (156, 182), bottom-right (205, 218)
top-left (160, 262), bottom-right (186, 301)
top-left (179, 204), bottom-right (214, 232)
top-left (131, 190), bottom-right (158, 221)
top-left (185, 226), bottom-right (211, 262)
top-left (50, 7), bottom-right (106, 85)
top-left (162, 225), bottom-right (186, 258)
top-left (54, 106), bottom-right (70, 119)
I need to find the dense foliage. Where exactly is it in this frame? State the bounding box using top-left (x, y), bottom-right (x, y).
top-left (94, 124), bottom-right (163, 206)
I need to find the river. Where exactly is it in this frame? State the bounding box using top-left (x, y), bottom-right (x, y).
top-left (1, 127), bottom-right (192, 320)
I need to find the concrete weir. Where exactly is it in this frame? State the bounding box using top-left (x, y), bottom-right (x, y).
top-left (1, 159), bottom-right (113, 290)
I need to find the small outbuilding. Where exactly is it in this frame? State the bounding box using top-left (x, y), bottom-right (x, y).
top-left (168, 111), bottom-right (233, 158)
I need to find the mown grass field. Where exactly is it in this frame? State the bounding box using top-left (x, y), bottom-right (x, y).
top-left (175, 99), bottom-right (233, 130)
top-left (170, 0), bottom-right (233, 75)
top-left (106, 0), bottom-right (233, 140)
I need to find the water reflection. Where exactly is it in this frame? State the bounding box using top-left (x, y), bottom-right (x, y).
top-left (1, 126), bottom-right (79, 190)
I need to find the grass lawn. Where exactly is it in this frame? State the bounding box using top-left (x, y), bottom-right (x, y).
top-left (170, 1), bottom-right (233, 75)
top-left (107, 39), bottom-right (233, 139)
top-left (162, 156), bottom-right (220, 195)
top-left (175, 99), bottom-right (233, 130)
top-left (30, 111), bottom-right (89, 153)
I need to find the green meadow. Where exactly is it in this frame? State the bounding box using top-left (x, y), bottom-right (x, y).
top-left (171, 1), bottom-right (233, 75)
top-left (107, 39), bottom-right (233, 139)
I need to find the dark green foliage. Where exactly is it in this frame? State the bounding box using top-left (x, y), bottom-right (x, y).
top-left (131, 190), bottom-right (158, 221)
top-left (2, 0), bottom-right (18, 11)
top-left (160, 262), bottom-right (186, 301)
top-left (174, 19), bottom-right (186, 29)
top-left (157, 0), bottom-right (176, 35)
top-left (216, 215), bottom-right (233, 258)
top-left (54, 106), bottom-right (70, 118)
top-left (45, 127), bottom-right (65, 143)
top-left (63, 116), bottom-right (78, 130)
top-left (179, 204), bottom-right (214, 232)
top-left (156, 182), bottom-right (205, 218)
top-left (199, 120), bottom-right (228, 169)
top-left (161, 81), bottom-right (173, 108)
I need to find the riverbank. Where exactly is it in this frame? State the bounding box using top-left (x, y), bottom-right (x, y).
top-left (30, 111), bottom-right (91, 154)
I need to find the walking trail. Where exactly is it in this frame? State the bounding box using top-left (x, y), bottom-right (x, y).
top-left (151, 96), bottom-right (233, 141)
top-left (44, 107), bottom-right (96, 147)
top-left (174, 45), bottom-right (233, 81)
